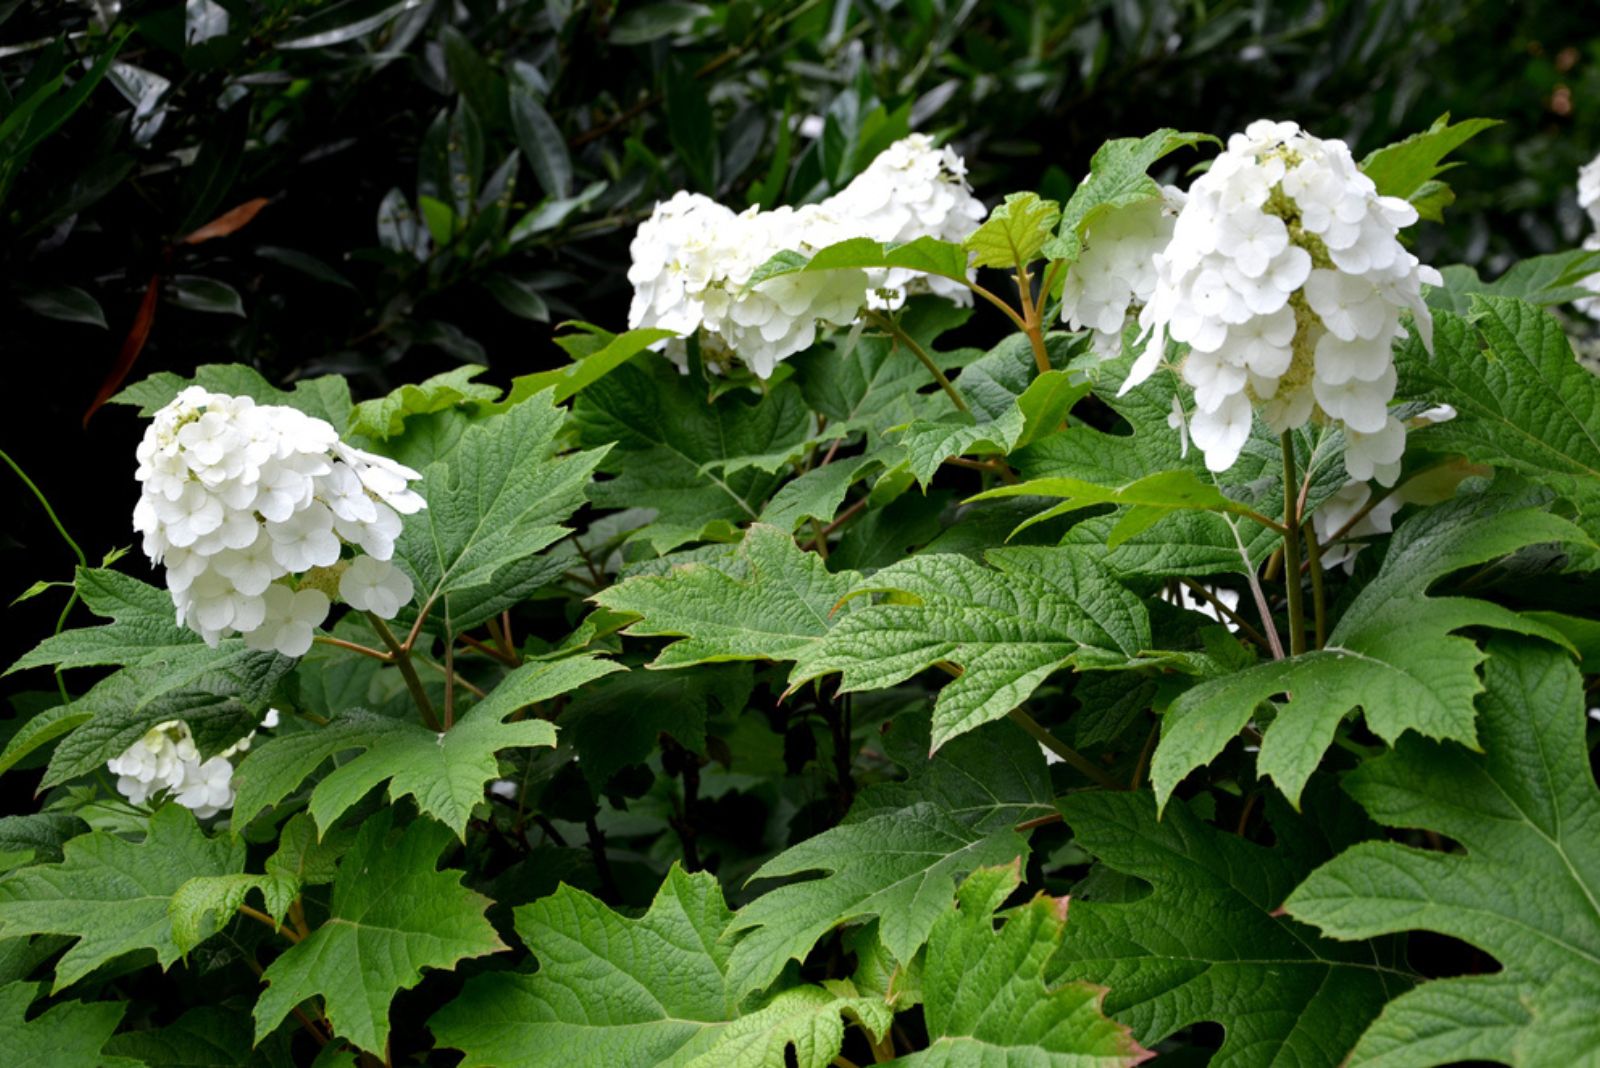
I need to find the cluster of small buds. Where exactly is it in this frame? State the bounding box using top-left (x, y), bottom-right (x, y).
top-left (1575, 153), bottom-right (1600, 319)
top-left (1122, 120), bottom-right (1438, 484)
top-left (107, 709), bottom-right (279, 819)
top-left (133, 388), bottom-right (426, 655)
top-left (1059, 187), bottom-right (1186, 354)
top-left (626, 135), bottom-right (987, 378)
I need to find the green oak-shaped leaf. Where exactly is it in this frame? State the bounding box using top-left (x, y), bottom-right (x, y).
top-left (792, 547), bottom-right (1148, 750)
top-left (430, 865), bottom-right (890, 1067)
top-left (897, 861), bottom-right (1150, 1066)
top-left (347, 365), bottom-right (499, 439)
top-left (1359, 114), bottom-right (1497, 217)
top-left (1043, 129), bottom-right (1215, 264)
top-left (725, 715), bottom-right (1052, 997)
top-left (963, 192), bottom-right (1060, 270)
top-left (1153, 493), bottom-right (1583, 810)
top-left (103, 1005), bottom-right (269, 1067)
top-left (1426, 251), bottom-right (1600, 315)
top-left (112, 363), bottom-right (352, 431)
top-left (234, 654), bottom-right (622, 837)
top-left (594, 523), bottom-right (859, 669)
top-left (499, 326), bottom-right (677, 407)
top-left (0, 805), bottom-right (244, 990)
top-left (1397, 296), bottom-right (1600, 539)
top-left (1285, 638), bottom-right (1600, 1066)
top-left (1051, 791), bottom-right (1411, 1068)
top-left (253, 810), bottom-right (505, 1055)
top-left (0, 980), bottom-right (126, 1067)
top-left (572, 357), bottom-right (810, 554)
top-left (394, 389), bottom-right (609, 633)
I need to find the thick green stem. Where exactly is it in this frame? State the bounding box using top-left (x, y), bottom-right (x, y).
top-left (1305, 522), bottom-right (1328, 649)
top-left (868, 311), bottom-right (967, 412)
top-left (1279, 433), bottom-right (1306, 657)
top-left (1006, 707), bottom-right (1121, 790)
top-left (368, 614), bottom-right (441, 731)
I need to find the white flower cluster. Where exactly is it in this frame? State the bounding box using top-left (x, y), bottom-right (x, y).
top-left (107, 709), bottom-right (279, 818)
top-left (627, 135), bottom-right (987, 378)
top-left (824, 133), bottom-right (988, 309)
top-left (133, 388), bottom-right (425, 655)
top-left (1575, 152), bottom-right (1600, 319)
top-left (1059, 187), bottom-right (1185, 354)
top-left (1123, 120), bottom-right (1438, 484)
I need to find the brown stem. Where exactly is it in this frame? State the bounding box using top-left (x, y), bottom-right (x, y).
top-left (1005, 708), bottom-right (1121, 790)
top-left (311, 635), bottom-right (391, 662)
top-left (1014, 811), bottom-right (1064, 832)
top-left (1304, 522), bottom-right (1328, 649)
top-left (946, 455), bottom-right (1021, 484)
top-left (803, 496), bottom-right (869, 551)
top-left (868, 311), bottom-right (967, 413)
top-left (1130, 721), bottom-right (1159, 791)
top-left (459, 632), bottom-right (520, 667)
top-left (369, 614), bottom-right (441, 731)
top-left (969, 281), bottom-right (1031, 334)
top-left (239, 904), bottom-right (301, 943)
top-left (1179, 578), bottom-right (1271, 651)
top-left (1015, 263), bottom-right (1053, 375)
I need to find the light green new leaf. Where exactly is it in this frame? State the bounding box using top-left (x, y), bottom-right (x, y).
top-left (1153, 493), bottom-right (1584, 811)
top-left (1359, 114), bottom-right (1497, 205)
top-left (793, 547), bottom-right (1149, 750)
top-left (963, 192), bottom-right (1060, 270)
top-left (500, 326), bottom-right (676, 406)
top-left (431, 865), bottom-right (890, 1067)
top-left (0, 981), bottom-right (126, 1067)
top-left (236, 655), bottom-right (621, 837)
top-left (975, 468), bottom-right (1275, 543)
top-left (254, 810), bottom-right (506, 1055)
top-left (0, 805), bottom-right (244, 990)
top-left (112, 363), bottom-right (352, 433)
top-left (347, 366), bottom-right (499, 439)
top-left (395, 390), bottom-right (608, 632)
top-left (1286, 638), bottom-right (1600, 1066)
top-left (725, 715), bottom-right (1053, 997)
top-left (1397, 296), bottom-right (1600, 535)
top-left (1043, 129), bottom-right (1215, 264)
top-left (594, 524), bottom-right (859, 669)
top-left (1051, 791), bottom-right (1409, 1068)
top-left (896, 862), bottom-right (1149, 1067)
top-left (744, 235), bottom-right (973, 291)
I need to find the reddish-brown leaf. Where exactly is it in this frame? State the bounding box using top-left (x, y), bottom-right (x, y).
top-left (83, 273), bottom-right (161, 427)
top-left (179, 197), bottom-right (271, 245)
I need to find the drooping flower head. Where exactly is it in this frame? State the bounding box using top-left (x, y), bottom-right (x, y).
top-left (1059, 186), bottom-right (1186, 354)
top-left (625, 134), bottom-right (987, 379)
top-left (134, 388), bottom-right (425, 654)
top-left (821, 132), bottom-right (987, 309)
top-left (107, 708), bottom-right (280, 819)
top-left (1124, 119), bottom-right (1439, 484)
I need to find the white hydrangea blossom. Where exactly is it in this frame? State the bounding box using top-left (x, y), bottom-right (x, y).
top-left (821, 132), bottom-right (987, 309)
top-left (626, 134), bottom-right (986, 378)
top-left (1574, 152), bottom-right (1600, 319)
top-left (1124, 120), bottom-right (1439, 483)
top-left (134, 388), bottom-right (425, 654)
top-left (1059, 187), bottom-right (1185, 354)
top-left (106, 708), bottom-right (279, 819)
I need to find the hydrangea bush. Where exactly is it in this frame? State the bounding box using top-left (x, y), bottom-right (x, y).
top-left (5, 116), bottom-right (1600, 1068)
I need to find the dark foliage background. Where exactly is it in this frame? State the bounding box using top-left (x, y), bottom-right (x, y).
top-left (4, 0), bottom-right (1600, 673)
